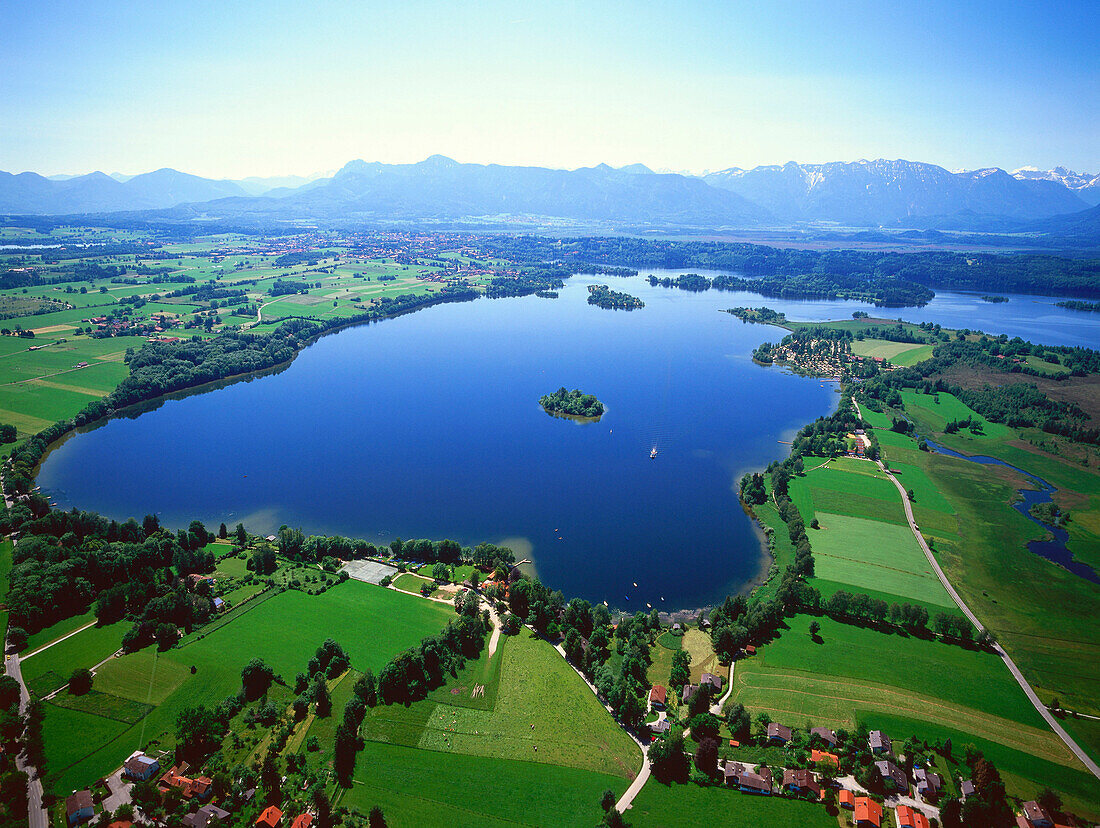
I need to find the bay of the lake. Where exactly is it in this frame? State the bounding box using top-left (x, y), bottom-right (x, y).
top-left (36, 273), bottom-right (1100, 609)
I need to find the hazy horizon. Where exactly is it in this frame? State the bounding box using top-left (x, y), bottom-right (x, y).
top-left (2, 1), bottom-right (1097, 180)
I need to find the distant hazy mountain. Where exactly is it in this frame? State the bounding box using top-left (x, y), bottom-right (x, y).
top-left (168, 155), bottom-right (768, 227)
top-left (0, 168), bottom-right (248, 214)
top-left (703, 159), bottom-right (1089, 227)
top-left (233, 172), bottom-right (333, 196)
top-left (1013, 167), bottom-right (1100, 206)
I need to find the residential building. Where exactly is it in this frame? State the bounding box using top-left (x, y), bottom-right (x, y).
top-left (839, 789), bottom-right (855, 810)
top-left (290, 815), bottom-right (313, 828)
top-left (1021, 801), bottom-right (1054, 827)
top-left (782, 768), bottom-right (821, 797)
top-left (255, 806), bottom-right (283, 828)
top-left (182, 805), bottom-right (231, 828)
top-left (868, 730), bottom-right (891, 754)
top-left (896, 804), bottom-right (930, 828)
top-left (875, 759), bottom-right (908, 792)
top-left (681, 684), bottom-right (698, 705)
top-left (722, 761), bottom-right (746, 787)
top-left (766, 722), bottom-right (792, 744)
top-left (648, 685), bottom-right (667, 708)
top-left (913, 767), bottom-right (942, 800)
top-left (66, 790), bottom-right (94, 826)
top-left (959, 779), bottom-right (975, 801)
top-left (123, 753), bottom-right (160, 781)
top-left (854, 796), bottom-right (882, 828)
top-left (700, 672), bottom-right (722, 692)
top-left (810, 726), bottom-right (838, 747)
top-left (738, 767), bottom-right (772, 795)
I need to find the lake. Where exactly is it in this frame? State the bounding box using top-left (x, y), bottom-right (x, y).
top-left (36, 273), bottom-right (1100, 610)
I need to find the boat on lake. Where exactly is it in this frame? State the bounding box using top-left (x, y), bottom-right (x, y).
top-left (650, 446), bottom-right (658, 459)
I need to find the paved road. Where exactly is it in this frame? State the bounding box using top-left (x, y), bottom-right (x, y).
top-left (860, 396), bottom-right (1100, 781)
top-left (4, 651), bottom-right (48, 828)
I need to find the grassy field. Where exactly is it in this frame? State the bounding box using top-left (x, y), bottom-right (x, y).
top-left (850, 338), bottom-right (934, 366)
top-left (362, 630), bottom-right (640, 780)
top-left (21, 621), bottom-right (127, 697)
top-left (630, 779), bottom-right (837, 827)
top-left (22, 611), bottom-right (97, 653)
top-left (900, 390), bottom-right (1014, 440)
top-left (42, 581), bottom-right (452, 795)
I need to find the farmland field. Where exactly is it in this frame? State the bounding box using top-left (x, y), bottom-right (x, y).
top-left (20, 621), bottom-right (127, 697)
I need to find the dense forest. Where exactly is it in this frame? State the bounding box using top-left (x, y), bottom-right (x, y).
top-left (539, 387), bottom-right (605, 418)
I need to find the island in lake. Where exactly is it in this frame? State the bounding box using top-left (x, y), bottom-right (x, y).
top-left (540, 387), bottom-right (606, 419)
top-left (587, 284), bottom-right (644, 310)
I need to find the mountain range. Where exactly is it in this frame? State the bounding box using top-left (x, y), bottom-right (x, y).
top-left (1, 157), bottom-right (1098, 235)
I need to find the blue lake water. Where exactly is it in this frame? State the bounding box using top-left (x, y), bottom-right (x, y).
top-left (36, 273), bottom-right (1100, 609)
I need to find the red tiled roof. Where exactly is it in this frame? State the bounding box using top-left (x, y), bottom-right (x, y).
top-left (855, 797), bottom-right (882, 827)
top-left (255, 806), bottom-right (282, 828)
top-left (290, 815), bottom-right (313, 828)
top-left (839, 789), bottom-right (855, 807)
top-left (649, 685), bottom-right (667, 705)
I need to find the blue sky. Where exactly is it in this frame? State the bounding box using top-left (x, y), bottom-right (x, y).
top-left (2, 0), bottom-right (1096, 178)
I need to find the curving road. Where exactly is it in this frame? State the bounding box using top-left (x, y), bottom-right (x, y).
top-left (857, 397), bottom-right (1100, 780)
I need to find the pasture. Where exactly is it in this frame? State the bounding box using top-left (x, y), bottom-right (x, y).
top-left (900, 390), bottom-right (1014, 439)
top-left (850, 338), bottom-right (933, 365)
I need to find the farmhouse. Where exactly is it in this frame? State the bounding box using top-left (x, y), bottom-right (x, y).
top-left (809, 726), bottom-right (838, 747)
top-left (854, 796), bottom-right (883, 828)
top-left (648, 684), bottom-right (667, 707)
top-left (123, 752), bottom-right (159, 781)
top-left (897, 805), bottom-right (931, 828)
top-left (875, 759), bottom-right (908, 792)
top-left (766, 722), bottom-right (792, 744)
top-left (782, 768), bottom-right (821, 796)
top-left (1020, 801), bottom-right (1054, 827)
top-left (868, 729), bottom-right (892, 754)
top-left (66, 790), bottom-right (94, 825)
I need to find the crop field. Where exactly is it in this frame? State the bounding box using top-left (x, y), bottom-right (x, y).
top-left (363, 631), bottom-right (640, 779)
top-left (48, 688), bottom-right (154, 723)
top-left (42, 581), bottom-right (451, 794)
top-left (630, 779), bottom-right (837, 828)
top-left (808, 512), bottom-right (954, 607)
top-left (340, 741), bottom-right (622, 828)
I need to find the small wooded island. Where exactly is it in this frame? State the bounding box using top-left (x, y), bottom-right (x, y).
top-left (540, 387), bottom-right (606, 418)
top-left (587, 284), bottom-right (645, 310)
